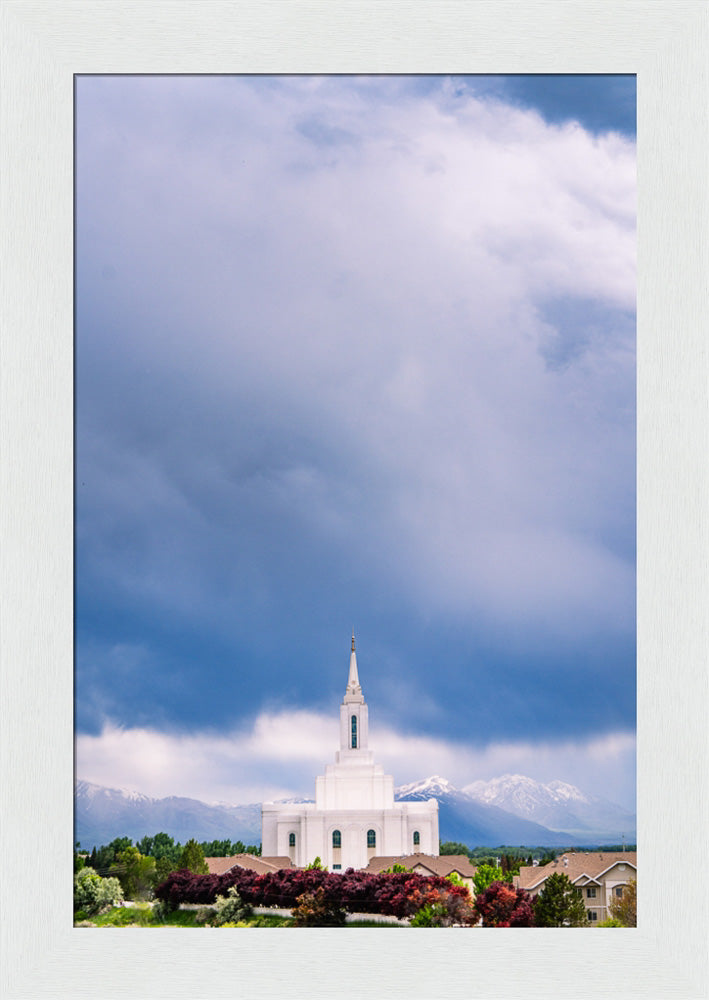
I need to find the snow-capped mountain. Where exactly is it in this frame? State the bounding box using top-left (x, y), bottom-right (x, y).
top-left (462, 774), bottom-right (635, 840)
top-left (394, 777), bottom-right (579, 847)
top-left (75, 781), bottom-right (263, 849)
top-left (76, 773), bottom-right (635, 851)
top-left (396, 775), bottom-right (458, 798)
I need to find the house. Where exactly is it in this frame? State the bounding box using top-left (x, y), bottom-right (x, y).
top-left (365, 852), bottom-right (477, 892)
top-left (515, 851), bottom-right (637, 923)
top-left (261, 635), bottom-right (439, 870)
top-left (205, 854), bottom-right (295, 876)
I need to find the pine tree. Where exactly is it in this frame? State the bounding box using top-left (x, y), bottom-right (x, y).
top-left (534, 872), bottom-right (589, 926)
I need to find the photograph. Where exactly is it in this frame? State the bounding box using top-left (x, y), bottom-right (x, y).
top-left (74, 73), bottom-right (637, 931)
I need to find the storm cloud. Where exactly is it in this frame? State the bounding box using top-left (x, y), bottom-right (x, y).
top-left (76, 76), bottom-right (635, 806)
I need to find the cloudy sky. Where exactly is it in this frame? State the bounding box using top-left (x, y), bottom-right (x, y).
top-left (75, 75), bottom-right (636, 811)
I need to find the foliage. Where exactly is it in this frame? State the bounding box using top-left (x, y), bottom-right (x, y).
top-left (538, 850), bottom-right (558, 866)
top-left (534, 873), bottom-right (589, 927)
top-left (598, 917), bottom-right (624, 927)
top-left (207, 886), bottom-right (254, 927)
top-left (304, 856), bottom-right (326, 870)
top-left (608, 879), bottom-right (636, 927)
top-left (474, 881), bottom-right (535, 927)
top-left (439, 842), bottom-right (474, 859)
top-left (445, 871), bottom-right (467, 888)
top-left (293, 886), bottom-right (346, 926)
top-left (154, 865), bottom-right (473, 920)
top-left (110, 846), bottom-right (156, 900)
top-left (74, 867), bottom-right (124, 915)
top-left (155, 856), bottom-right (178, 882)
top-left (500, 853), bottom-right (522, 878)
top-left (410, 901), bottom-right (449, 926)
top-left (411, 887), bottom-right (476, 927)
top-left (178, 838), bottom-right (209, 874)
top-left (198, 839), bottom-right (261, 857)
top-left (473, 863), bottom-right (507, 897)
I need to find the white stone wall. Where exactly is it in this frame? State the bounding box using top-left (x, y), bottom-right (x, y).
top-left (261, 798), bottom-right (439, 870)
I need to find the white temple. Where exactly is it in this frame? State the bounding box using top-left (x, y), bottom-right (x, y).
top-left (261, 635), bottom-right (439, 870)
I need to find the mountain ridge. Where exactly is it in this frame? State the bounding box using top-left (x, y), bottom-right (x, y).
top-left (75, 775), bottom-right (635, 850)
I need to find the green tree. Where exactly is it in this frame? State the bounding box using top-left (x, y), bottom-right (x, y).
top-left (155, 855), bottom-right (178, 882)
top-left (178, 838), bottom-right (209, 874)
top-left (112, 846), bottom-right (156, 900)
top-left (439, 841), bottom-right (473, 858)
top-left (473, 863), bottom-right (507, 897)
top-left (608, 879), bottom-right (636, 927)
top-left (108, 836), bottom-right (133, 855)
top-left (74, 842), bottom-right (86, 874)
top-left (534, 872), bottom-right (589, 926)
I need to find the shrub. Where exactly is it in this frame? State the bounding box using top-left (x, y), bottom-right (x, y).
top-left (410, 902), bottom-right (449, 927)
top-left (150, 899), bottom-right (172, 921)
top-left (410, 887), bottom-right (476, 927)
top-left (155, 865), bottom-right (475, 921)
top-left (292, 886), bottom-right (346, 926)
top-left (74, 867), bottom-right (124, 915)
top-left (209, 887), bottom-right (253, 927)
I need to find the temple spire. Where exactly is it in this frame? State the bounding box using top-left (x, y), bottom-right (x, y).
top-left (344, 631), bottom-right (364, 703)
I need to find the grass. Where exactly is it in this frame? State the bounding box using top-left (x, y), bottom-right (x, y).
top-left (74, 907), bottom-right (402, 928)
top-left (74, 906), bottom-right (295, 928)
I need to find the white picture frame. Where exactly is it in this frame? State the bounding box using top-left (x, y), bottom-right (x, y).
top-left (1, 2), bottom-right (707, 998)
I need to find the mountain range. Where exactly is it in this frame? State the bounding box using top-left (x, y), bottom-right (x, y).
top-left (75, 774), bottom-right (635, 851)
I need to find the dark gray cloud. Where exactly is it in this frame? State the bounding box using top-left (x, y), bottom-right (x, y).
top-left (76, 76), bottom-right (635, 797)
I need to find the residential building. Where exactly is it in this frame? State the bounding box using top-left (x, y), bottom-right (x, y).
top-left (365, 852), bottom-right (477, 892)
top-left (516, 851), bottom-right (637, 923)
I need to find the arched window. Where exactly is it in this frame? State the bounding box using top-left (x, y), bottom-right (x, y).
top-left (367, 829), bottom-right (376, 848)
top-left (351, 714), bottom-right (357, 748)
top-left (413, 830), bottom-right (420, 847)
top-left (289, 832), bottom-right (296, 847)
top-left (332, 829), bottom-right (341, 848)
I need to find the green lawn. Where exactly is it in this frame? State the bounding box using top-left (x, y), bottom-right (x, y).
top-left (74, 906), bottom-right (295, 928)
top-left (74, 906), bottom-right (407, 928)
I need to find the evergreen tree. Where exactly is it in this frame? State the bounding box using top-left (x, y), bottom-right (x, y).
top-left (534, 872), bottom-right (589, 926)
top-left (178, 838), bottom-right (209, 874)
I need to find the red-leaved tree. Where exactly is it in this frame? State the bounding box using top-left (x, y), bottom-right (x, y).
top-left (474, 880), bottom-right (535, 927)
